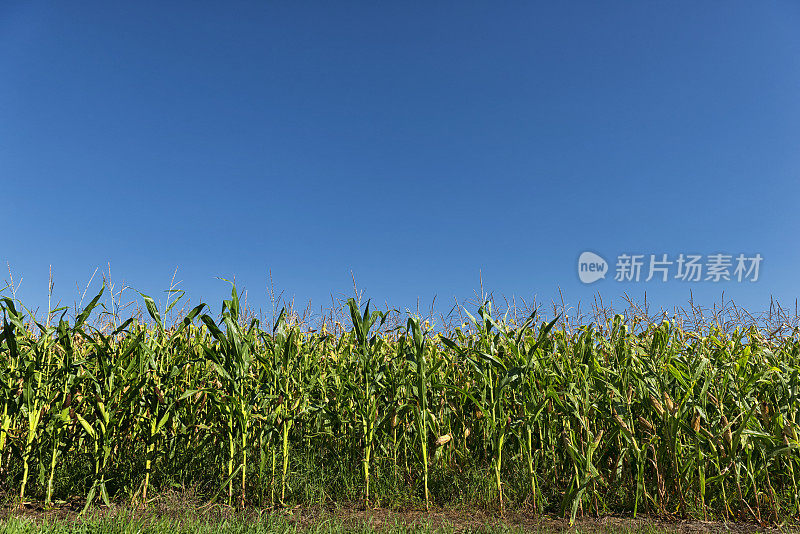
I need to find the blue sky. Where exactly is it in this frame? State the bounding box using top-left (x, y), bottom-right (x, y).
top-left (2, 2), bottom-right (799, 322)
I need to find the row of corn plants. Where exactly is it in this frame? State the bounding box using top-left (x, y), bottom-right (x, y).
top-left (1, 285), bottom-right (799, 523)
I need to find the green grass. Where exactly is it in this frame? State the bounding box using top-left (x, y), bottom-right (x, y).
top-left (0, 516), bottom-right (465, 534)
top-left (0, 510), bottom-right (692, 534)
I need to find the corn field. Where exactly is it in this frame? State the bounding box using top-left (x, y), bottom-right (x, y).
top-left (1, 284), bottom-right (800, 523)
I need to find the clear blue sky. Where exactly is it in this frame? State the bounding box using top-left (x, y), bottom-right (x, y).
top-left (2, 2), bottom-right (799, 321)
